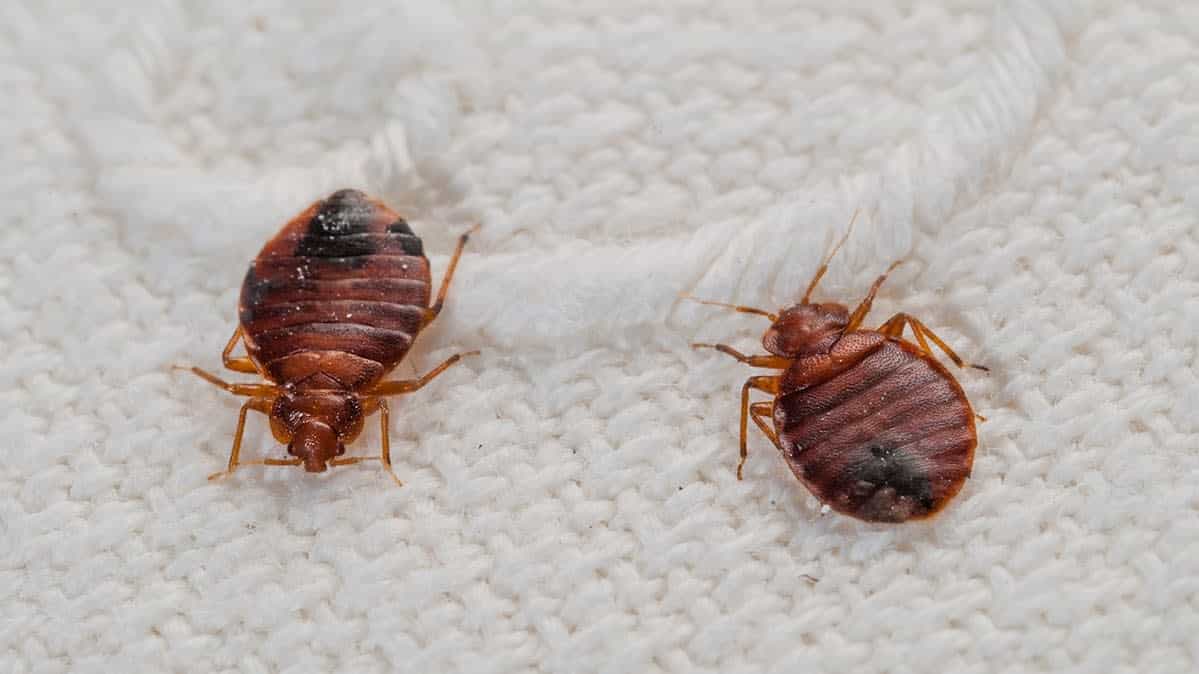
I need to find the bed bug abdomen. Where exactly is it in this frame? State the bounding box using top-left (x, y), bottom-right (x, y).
top-left (238, 189), bottom-right (433, 391)
top-left (774, 339), bottom-right (975, 522)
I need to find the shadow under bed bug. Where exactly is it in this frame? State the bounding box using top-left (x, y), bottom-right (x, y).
top-left (179, 189), bottom-right (478, 485)
top-left (686, 215), bottom-right (987, 523)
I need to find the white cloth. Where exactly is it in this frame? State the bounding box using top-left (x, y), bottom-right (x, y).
top-left (5, 2), bottom-right (1197, 672)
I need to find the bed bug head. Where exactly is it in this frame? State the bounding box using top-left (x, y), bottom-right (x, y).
top-left (270, 391), bottom-right (366, 472)
top-left (684, 212), bottom-right (860, 359)
top-left (761, 211), bottom-right (859, 357)
top-left (761, 302), bottom-right (849, 358)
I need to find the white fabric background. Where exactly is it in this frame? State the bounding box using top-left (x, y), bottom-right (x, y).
top-left (3, 1), bottom-right (1198, 672)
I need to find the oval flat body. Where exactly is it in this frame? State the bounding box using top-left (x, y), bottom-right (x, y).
top-left (184, 188), bottom-right (475, 483)
top-left (239, 189), bottom-right (431, 392)
top-left (689, 225), bottom-right (984, 522)
top-left (774, 335), bottom-right (976, 523)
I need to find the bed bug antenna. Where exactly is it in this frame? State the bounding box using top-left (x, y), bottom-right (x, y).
top-left (679, 294), bottom-right (779, 321)
top-left (801, 208), bottom-right (859, 305)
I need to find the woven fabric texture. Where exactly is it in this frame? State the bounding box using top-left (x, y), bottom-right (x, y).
top-left (3, 2), bottom-right (1198, 673)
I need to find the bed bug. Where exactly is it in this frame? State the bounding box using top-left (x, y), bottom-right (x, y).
top-left (686, 218), bottom-right (987, 522)
top-left (180, 189), bottom-right (477, 485)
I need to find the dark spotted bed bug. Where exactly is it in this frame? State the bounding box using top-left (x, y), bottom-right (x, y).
top-left (180, 189), bottom-right (477, 485)
top-left (687, 219), bottom-right (987, 523)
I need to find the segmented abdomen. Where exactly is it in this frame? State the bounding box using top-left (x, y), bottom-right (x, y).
top-left (239, 190), bottom-right (432, 391)
top-left (774, 338), bottom-right (976, 523)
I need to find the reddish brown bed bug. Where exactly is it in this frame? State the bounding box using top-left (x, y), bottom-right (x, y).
top-left (179, 189), bottom-right (477, 485)
top-left (686, 217), bottom-right (987, 523)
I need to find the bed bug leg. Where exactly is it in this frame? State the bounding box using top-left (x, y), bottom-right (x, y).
top-left (230, 458), bottom-right (304, 470)
top-left (422, 224), bottom-right (479, 329)
top-left (877, 312), bottom-right (988, 371)
top-left (328, 456), bottom-right (380, 470)
top-left (210, 457), bottom-right (305, 478)
top-left (208, 397), bottom-right (275, 480)
top-left (737, 375), bottom-right (781, 479)
top-left (341, 399), bottom-right (403, 485)
top-left (691, 343), bottom-right (792, 369)
top-left (679, 295), bottom-right (778, 321)
top-left (802, 209), bottom-right (859, 304)
top-left (177, 366), bottom-right (279, 397)
top-left (260, 458), bottom-right (304, 466)
top-left (375, 399), bottom-right (402, 486)
top-left (367, 351), bottom-right (480, 396)
top-left (220, 326), bottom-right (259, 374)
top-left (329, 456), bottom-right (372, 466)
top-left (749, 401), bottom-right (782, 451)
top-left (844, 260), bottom-right (903, 332)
